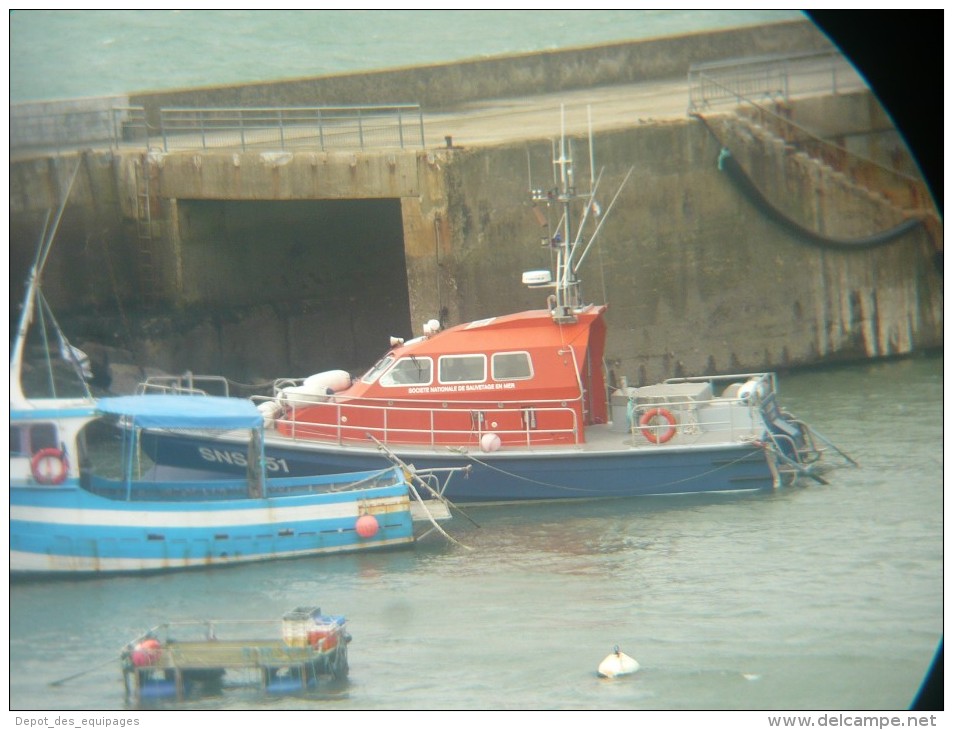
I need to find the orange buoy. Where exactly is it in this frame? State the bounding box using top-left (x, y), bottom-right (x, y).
top-left (131, 638), bottom-right (161, 667)
top-left (355, 514), bottom-right (379, 538)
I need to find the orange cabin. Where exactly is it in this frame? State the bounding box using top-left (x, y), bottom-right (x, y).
top-left (276, 306), bottom-right (609, 448)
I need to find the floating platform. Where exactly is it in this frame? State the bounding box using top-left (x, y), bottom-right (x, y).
top-left (122, 608), bottom-right (349, 702)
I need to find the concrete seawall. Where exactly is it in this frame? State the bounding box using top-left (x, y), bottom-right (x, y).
top-left (9, 21), bottom-right (942, 386)
top-left (127, 20), bottom-right (829, 116)
top-left (9, 19), bottom-right (828, 150)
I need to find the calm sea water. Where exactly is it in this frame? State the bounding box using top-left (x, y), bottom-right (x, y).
top-left (10, 9), bottom-right (802, 102)
top-left (10, 355), bottom-right (943, 712)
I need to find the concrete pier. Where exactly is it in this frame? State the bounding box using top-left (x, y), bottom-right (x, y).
top-left (9, 20), bottom-right (941, 386)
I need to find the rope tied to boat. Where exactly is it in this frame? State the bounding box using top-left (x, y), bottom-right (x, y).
top-left (367, 435), bottom-right (473, 550)
top-left (451, 446), bottom-right (765, 495)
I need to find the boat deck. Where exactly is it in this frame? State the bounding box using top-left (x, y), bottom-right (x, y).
top-left (151, 638), bottom-right (323, 670)
top-left (579, 422), bottom-right (755, 452)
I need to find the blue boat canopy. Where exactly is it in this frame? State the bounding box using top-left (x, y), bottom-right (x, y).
top-left (97, 395), bottom-right (263, 430)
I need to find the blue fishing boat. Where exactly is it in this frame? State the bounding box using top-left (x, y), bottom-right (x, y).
top-left (10, 164), bottom-right (457, 577)
top-left (10, 393), bottom-right (434, 575)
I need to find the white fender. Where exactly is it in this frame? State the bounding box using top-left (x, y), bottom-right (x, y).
top-left (278, 370), bottom-right (352, 407)
top-left (303, 369), bottom-right (352, 393)
top-left (480, 433), bottom-right (501, 453)
top-left (256, 400), bottom-right (282, 428)
top-left (598, 647), bottom-right (640, 678)
top-left (738, 379), bottom-right (765, 403)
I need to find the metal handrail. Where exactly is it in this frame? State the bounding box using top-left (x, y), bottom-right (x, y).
top-left (687, 50), bottom-right (860, 113)
top-left (11, 105), bottom-right (148, 155)
top-left (260, 394), bottom-right (582, 449)
top-left (157, 104), bottom-right (425, 152)
top-left (12, 102), bottom-right (425, 154)
top-left (138, 373), bottom-right (231, 397)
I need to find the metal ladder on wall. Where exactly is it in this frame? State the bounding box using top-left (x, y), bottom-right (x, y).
top-left (134, 154), bottom-right (159, 309)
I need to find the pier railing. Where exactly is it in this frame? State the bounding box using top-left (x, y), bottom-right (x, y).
top-left (11, 104), bottom-right (147, 157)
top-left (687, 50), bottom-right (860, 112)
top-left (11, 103), bottom-right (425, 155)
top-left (154, 105), bottom-right (426, 152)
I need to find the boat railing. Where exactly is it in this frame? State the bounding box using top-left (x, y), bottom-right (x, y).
top-left (85, 466), bottom-right (402, 502)
top-left (138, 373), bottom-right (232, 397)
top-left (255, 393), bottom-right (581, 448)
top-left (662, 371), bottom-right (778, 394)
top-left (625, 401), bottom-right (758, 446)
top-left (617, 373), bottom-right (785, 446)
top-left (131, 617), bottom-right (335, 645)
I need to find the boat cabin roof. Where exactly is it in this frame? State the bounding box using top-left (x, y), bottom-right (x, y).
top-left (400, 305), bottom-right (606, 357)
top-left (98, 395), bottom-right (263, 430)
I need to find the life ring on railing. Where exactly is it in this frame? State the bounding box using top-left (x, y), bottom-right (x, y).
top-left (31, 448), bottom-right (68, 485)
top-left (639, 408), bottom-right (677, 444)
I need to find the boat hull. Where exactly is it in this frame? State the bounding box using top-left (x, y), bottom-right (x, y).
top-left (10, 480), bottom-right (414, 575)
top-left (142, 430), bottom-right (778, 503)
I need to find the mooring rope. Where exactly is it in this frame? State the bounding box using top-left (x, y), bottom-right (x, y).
top-left (453, 446), bottom-right (765, 495)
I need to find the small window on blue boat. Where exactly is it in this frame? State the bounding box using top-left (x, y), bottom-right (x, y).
top-left (10, 426), bottom-right (24, 456)
top-left (380, 356), bottom-right (433, 387)
top-left (492, 352), bottom-right (533, 381)
top-left (439, 355), bottom-right (486, 384)
top-left (361, 355), bottom-right (394, 384)
top-left (29, 423), bottom-right (58, 454)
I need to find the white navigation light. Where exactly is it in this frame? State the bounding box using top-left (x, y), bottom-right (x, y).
top-left (522, 270), bottom-right (553, 287)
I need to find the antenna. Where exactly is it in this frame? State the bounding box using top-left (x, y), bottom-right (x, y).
top-left (588, 105), bottom-right (596, 197)
top-left (523, 105), bottom-right (632, 324)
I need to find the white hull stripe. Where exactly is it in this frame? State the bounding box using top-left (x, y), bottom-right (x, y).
top-left (10, 538), bottom-right (413, 573)
top-left (11, 496), bottom-right (409, 528)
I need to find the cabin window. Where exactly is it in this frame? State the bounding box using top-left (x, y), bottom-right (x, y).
top-left (492, 352), bottom-right (533, 381)
top-left (10, 426), bottom-right (23, 456)
top-left (380, 356), bottom-right (433, 387)
top-left (361, 356), bottom-right (394, 384)
top-left (10, 423), bottom-right (58, 456)
top-left (438, 355), bottom-right (486, 384)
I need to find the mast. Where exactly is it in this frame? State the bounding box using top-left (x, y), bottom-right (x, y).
top-left (530, 105), bottom-right (582, 323)
top-left (10, 160), bottom-right (83, 408)
top-left (525, 105), bottom-right (633, 324)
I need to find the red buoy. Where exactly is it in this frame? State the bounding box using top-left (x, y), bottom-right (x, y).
top-left (355, 514), bottom-right (379, 538)
top-left (131, 638), bottom-right (161, 667)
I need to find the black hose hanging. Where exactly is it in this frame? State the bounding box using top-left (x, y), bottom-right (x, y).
top-left (716, 148), bottom-right (922, 250)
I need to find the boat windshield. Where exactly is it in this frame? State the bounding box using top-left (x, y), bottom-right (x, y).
top-left (361, 355), bottom-right (394, 384)
top-left (380, 356), bottom-right (432, 387)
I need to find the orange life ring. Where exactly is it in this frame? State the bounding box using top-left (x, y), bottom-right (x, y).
top-left (639, 408), bottom-right (677, 444)
top-left (31, 448), bottom-right (68, 485)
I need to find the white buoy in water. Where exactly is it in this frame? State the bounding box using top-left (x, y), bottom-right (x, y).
top-left (598, 645), bottom-right (640, 678)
